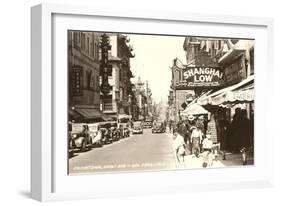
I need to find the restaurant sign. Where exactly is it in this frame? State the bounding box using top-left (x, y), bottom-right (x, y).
top-left (180, 67), bottom-right (224, 87)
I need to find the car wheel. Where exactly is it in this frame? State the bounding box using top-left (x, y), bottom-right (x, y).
top-left (80, 141), bottom-right (86, 152)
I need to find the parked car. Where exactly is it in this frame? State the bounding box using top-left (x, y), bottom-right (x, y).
top-left (99, 121), bottom-right (119, 144)
top-left (87, 123), bottom-right (103, 147)
top-left (69, 123), bottom-right (92, 152)
top-left (152, 121), bottom-right (166, 133)
top-left (132, 121), bottom-right (143, 134)
top-left (118, 122), bottom-right (130, 138)
top-left (110, 122), bottom-right (119, 141)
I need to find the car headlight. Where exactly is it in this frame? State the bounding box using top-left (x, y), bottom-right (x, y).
top-left (72, 134), bottom-right (77, 138)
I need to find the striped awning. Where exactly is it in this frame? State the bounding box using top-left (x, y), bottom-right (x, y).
top-left (198, 75), bottom-right (254, 106)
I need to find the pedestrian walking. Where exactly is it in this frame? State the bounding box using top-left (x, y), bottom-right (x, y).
top-left (186, 115), bottom-right (196, 154)
top-left (172, 128), bottom-right (186, 167)
top-left (202, 133), bottom-right (214, 167)
top-left (190, 126), bottom-right (203, 157)
top-left (179, 121), bottom-right (188, 144)
top-left (168, 120), bottom-right (172, 133)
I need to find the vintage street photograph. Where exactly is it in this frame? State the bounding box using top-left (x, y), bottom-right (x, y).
top-left (67, 31), bottom-right (254, 175)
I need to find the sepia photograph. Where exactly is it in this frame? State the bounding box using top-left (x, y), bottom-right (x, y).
top-left (67, 31), bottom-right (254, 175)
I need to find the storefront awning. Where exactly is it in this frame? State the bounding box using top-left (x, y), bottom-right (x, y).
top-left (68, 109), bottom-right (83, 121)
top-left (75, 108), bottom-right (103, 120)
top-left (199, 75), bottom-right (254, 106)
top-left (223, 83), bottom-right (254, 104)
top-left (118, 113), bottom-right (130, 119)
top-left (181, 103), bottom-right (210, 116)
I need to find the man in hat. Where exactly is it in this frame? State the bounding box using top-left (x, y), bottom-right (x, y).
top-left (197, 115), bottom-right (205, 134)
top-left (190, 125), bottom-right (203, 157)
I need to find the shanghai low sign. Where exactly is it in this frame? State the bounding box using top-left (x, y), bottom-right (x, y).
top-left (179, 67), bottom-right (224, 87)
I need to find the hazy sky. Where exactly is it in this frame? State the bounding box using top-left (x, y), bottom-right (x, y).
top-left (128, 34), bottom-right (186, 103)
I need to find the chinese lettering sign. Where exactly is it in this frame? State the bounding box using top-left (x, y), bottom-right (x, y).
top-left (72, 67), bottom-right (83, 96)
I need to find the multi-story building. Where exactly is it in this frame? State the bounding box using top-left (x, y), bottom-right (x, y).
top-left (68, 31), bottom-right (102, 122)
top-left (100, 33), bottom-right (135, 120)
top-left (169, 58), bottom-right (196, 122)
top-left (181, 36), bottom-right (255, 147)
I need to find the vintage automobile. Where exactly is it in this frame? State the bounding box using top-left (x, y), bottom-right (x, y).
top-left (87, 123), bottom-right (103, 147)
top-left (143, 118), bottom-right (153, 128)
top-left (110, 122), bottom-right (119, 141)
top-left (118, 122), bottom-right (130, 138)
top-left (99, 121), bottom-right (119, 144)
top-left (152, 121), bottom-right (166, 133)
top-left (132, 121), bottom-right (143, 134)
top-left (69, 123), bottom-right (92, 152)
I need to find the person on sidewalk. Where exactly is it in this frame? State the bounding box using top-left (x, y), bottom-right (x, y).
top-left (190, 125), bottom-right (203, 158)
top-left (179, 120), bottom-right (188, 144)
top-left (186, 115), bottom-right (196, 154)
top-left (172, 128), bottom-right (187, 167)
top-left (202, 133), bottom-right (214, 168)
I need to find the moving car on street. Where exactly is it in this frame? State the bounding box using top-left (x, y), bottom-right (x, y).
top-left (132, 121), bottom-right (143, 134)
top-left (143, 118), bottom-right (153, 128)
top-left (152, 121), bottom-right (166, 133)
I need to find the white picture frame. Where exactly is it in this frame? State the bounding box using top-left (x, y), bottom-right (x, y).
top-left (31, 3), bottom-right (274, 202)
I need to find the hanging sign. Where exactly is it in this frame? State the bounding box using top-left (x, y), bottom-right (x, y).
top-left (178, 67), bottom-right (224, 88)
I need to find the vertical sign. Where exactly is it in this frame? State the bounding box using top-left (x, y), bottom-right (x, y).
top-left (99, 33), bottom-right (112, 95)
top-left (72, 67), bottom-right (83, 96)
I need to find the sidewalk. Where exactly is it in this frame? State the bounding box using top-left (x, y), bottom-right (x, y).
top-left (216, 152), bottom-right (254, 166)
top-left (178, 152), bottom-right (254, 169)
top-left (169, 133), bottom-right (254, 169)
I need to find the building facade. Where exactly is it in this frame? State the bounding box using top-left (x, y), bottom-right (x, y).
top-left (100, 33), bottom-right (135, 120)
top-left (180, 36), bottom-right (255, 149)
top-left (68, 31), bottom-right (101, 122)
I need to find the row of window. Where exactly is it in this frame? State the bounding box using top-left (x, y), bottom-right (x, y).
top-left (73, 32), bottom-right (99, 61)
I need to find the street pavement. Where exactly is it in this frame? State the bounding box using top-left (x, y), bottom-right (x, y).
top-left (69, 129), bottom-right (253, 175)
top-left (69, 129), bottom-right (176, 174)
